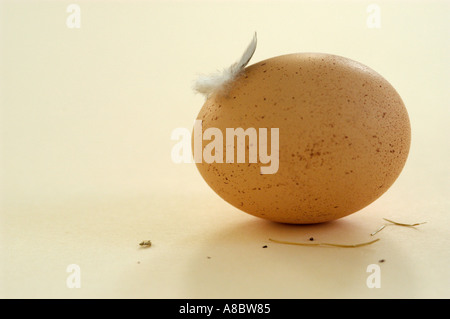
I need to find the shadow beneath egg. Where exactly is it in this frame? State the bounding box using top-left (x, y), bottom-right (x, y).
top-left (180, 212), bottom-right (416, 298)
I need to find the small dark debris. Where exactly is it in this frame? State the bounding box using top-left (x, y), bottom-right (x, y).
top-left (262, 245), bottom-right (268, 248)
top-left (139, 240), bottom-right (152, 247)
top-left (309, 237), bottom-right (314, 241)
top-left (379, 259), bottom-right (385, 263)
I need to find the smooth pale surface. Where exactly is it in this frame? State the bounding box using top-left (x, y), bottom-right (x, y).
top-left (195, 53), bottom-right (411, 224)
top-left (1, 1), bottom-right (449, 299)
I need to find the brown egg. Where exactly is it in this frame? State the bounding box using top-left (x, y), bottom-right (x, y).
top-left (193, 53), bottom-right (411, 224)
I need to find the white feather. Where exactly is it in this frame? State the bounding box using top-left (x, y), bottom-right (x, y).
top-left (193, 32), bottom-right (257, 98)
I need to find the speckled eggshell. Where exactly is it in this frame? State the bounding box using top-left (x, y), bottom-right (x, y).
top-left (194, 53), bottom-right (411, 224)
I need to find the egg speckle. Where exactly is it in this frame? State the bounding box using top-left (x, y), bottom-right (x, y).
top-left (193, 53), bottom-right (411, 224)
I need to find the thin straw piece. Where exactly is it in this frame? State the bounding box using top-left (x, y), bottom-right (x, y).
top-left (370, 218), bottom-right (427, 236)
top-left (370, 224), bottom-right (386, 236)
top-left (268, 238), bottom-right (380, 248)
top-left (382, 218), bottom-right (427, 227)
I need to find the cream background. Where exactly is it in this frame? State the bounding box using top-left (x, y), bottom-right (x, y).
top-left (0, 0), bottom-right (449, 298)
